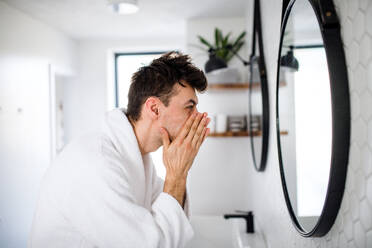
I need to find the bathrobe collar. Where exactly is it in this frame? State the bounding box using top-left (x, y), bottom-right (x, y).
top-left (102, 108), bottom-right (148, 204)
top-left (102, 108), bottom-right (143, 162)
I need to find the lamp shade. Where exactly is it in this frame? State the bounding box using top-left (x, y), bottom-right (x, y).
top-left (205, 54), bottom-right (227, 73)
top-left (280, 50), bottom-right (299, 72)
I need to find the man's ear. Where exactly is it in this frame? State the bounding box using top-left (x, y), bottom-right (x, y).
top-left (144, 97), bottom-right (160, 120)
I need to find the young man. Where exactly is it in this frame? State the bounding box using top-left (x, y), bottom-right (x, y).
top-left (29, 52), bottom-right (210, 248)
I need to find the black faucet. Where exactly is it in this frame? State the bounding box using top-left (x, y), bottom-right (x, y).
top-left (223, 211), bottom-right (254, 233)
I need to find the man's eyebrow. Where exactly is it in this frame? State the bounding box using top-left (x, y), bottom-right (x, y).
top-left (185, 99), bottom-right (198, 105)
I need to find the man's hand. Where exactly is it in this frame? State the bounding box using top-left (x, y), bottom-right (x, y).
top-left (161, 111), bottom-right (210, 179)
top-left (160, 112), bottom-right (210, 206)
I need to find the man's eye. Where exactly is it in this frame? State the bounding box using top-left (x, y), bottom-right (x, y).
top-left (187, 106), bottom-right (194, 109)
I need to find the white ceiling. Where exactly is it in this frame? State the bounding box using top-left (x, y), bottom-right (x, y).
top-left (1, 0), bottom-right (248, 40)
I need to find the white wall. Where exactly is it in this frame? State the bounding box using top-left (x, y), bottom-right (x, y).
top-left (0, 2), bottom-right (78, 247)
top-left (0, 2), bottom-right (77, 75)
top-left (244, 0), bottom-right (372, 247)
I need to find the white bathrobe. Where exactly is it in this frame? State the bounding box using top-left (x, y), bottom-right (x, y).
top-left (29, 109), bottom-right (194, 248)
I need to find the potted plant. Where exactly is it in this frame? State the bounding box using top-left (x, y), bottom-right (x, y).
top-left (197, 27), bottom-right (246, 73)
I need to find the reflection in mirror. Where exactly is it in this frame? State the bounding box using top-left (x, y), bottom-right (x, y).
top-left (277, 0), bottom-right (332, 232)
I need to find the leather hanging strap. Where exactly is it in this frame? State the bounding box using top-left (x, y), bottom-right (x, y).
top-left (251, 0), bottom-right (267, 78)
top-left (250, 0), bottom-right (258, 57)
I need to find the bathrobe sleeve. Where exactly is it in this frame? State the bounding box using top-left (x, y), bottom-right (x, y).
top-left (151, 169), bottom-right (192, 219)
top-left (65, 154), bottom-right (194, 248)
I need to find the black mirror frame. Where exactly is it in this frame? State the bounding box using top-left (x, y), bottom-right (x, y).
top-left (275, 0), bottom-right (351, 237)
top-left (249, 0), bottom-right (270, 172)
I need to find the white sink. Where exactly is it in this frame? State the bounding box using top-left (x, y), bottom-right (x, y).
top-left (185, 215), bottom-right (267, 248)
top-left (231, 219), bottom-right (267, 248)
top-left (185, 215), bottom-right (235, 248)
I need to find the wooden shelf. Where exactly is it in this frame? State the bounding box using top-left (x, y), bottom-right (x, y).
top-left (208, 83), bottom-right (250, 89)
top-left (208, 131), bottom-right (249, 137)
top-left (279, 131), bottom-right (288, 135)
top-left (208, 130), bottom-right (288, 137)
top-left (207, 81), bottom-right (286, 90)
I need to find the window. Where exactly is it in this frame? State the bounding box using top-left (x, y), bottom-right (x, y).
top-left (115, 52), bottom-right (167, 179)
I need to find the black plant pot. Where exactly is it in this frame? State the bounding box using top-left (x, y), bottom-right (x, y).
top-left (205, 53), bottom-right (227, 73)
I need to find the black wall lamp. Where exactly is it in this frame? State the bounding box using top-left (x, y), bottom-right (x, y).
top-left (205, 46), bottom-right (250, 72)
top-left (280, 44), bottom-right (324, 72)
top-left (204, 48), bottom-right (227, 73)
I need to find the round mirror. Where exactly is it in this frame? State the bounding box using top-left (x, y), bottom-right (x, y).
top-left (276, 0), bottom-right (350, 237)
top-left (248, 0), bottom-right (269, 172)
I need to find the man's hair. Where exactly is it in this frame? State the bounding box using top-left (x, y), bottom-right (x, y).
top-left (127, 51), bottom-right (207, 121)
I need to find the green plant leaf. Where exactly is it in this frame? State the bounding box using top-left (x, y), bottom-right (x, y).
top-left (222, 32), bottom-right (231, 48)
top-left (197, 35), bottom-right (214, 49)
top-left (221, 48), bottom-right (229, 61)
top-left (226, 31), bottom-right (245, 63)
top-left (196, 29), bottom-right (247, 64)
top-left (216, 50), bottom-right (224, 60)
top-left (215, 28), bottom-right (223, 49)
top-left (231, 31), bottom-right (246, 49)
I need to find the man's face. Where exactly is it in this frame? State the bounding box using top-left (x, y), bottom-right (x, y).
top-left (159, 82), bottom-right (198, 141)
